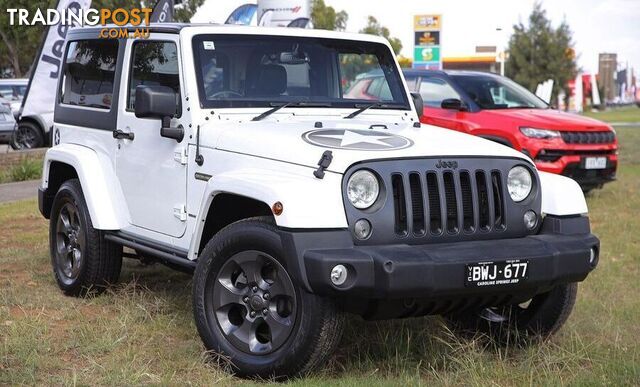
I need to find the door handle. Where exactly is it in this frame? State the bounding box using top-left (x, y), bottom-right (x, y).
top-left (113, 129), bottom-right (134, 141)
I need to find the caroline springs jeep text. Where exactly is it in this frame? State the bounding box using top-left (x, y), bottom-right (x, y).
top-left (38, 24), bottom-right (600, 379)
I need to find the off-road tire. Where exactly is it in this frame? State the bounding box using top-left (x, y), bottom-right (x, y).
top-left (10, 121), bottom-right (44, 149)
top-left (448, 283), bottom-right (578, 343)
top-left (193, 217), bottom-right (345, 379)
top-left (49, 179), bottom-right (122, 296)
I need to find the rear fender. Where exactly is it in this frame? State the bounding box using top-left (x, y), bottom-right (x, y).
top-left (42, 144), bottom-right (129, 230)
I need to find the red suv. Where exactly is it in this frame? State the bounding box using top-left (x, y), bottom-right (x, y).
top-left (398, 70), bottom-right (618, 192)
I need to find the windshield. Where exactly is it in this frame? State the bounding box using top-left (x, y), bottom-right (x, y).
top-left (192, 34), bottom-right (410, 110)
top-left (450, 74), bottom-right (548, 109)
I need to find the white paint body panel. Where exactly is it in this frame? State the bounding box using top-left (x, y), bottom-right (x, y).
top-left (539, 171), bottom-right (588, 216)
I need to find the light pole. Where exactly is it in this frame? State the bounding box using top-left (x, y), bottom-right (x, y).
top-left (496, 27), bottom-right (505, 76)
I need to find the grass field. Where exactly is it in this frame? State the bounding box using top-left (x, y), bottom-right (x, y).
top-left (582, 104), bottom-right (640, 123)
top-left (2, 114), bottom-right (639, 385)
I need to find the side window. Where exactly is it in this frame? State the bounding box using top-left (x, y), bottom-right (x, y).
top-left (419, 77), bottom-right (461, 108)
top-left (61, 39), bottom-right (119, 109)
top-left (128, 41), bottom-right (180, 113)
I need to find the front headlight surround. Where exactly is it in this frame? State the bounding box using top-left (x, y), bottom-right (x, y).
top-left (347, 170), bottom-right (380, 209)
top-left (520, 127), bottom-right (561, 139)
top-left (507, 166), bottom-right (533, 202)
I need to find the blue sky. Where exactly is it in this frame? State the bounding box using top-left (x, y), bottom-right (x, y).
top-left (193, 0), bottom-right (640, 74)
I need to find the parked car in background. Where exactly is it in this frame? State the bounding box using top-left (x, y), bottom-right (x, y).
top-left (0, 78), bottom-right (52, 149)
top-left (352, 70), bottom-right (618, 192)
top-left (0, 103), bottom-right (17, 144)
top-left (405, 70), bottom-right (618, 192)
top-left (0, 78), bottom-right (27, 117)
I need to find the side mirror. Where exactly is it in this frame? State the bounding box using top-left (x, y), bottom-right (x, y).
top-left (135, 85), bottom-right (183, 142)
top-left (410, 92), bottom-right (424, 118)
top-left (441, 98), bottom-right (467, 111)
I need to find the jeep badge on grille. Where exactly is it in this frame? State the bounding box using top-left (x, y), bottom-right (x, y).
top-left (435, 160), bottom-right (458, 169)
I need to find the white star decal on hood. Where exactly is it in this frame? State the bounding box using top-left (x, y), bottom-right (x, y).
top-left (314, 130), bottom-right (396, 148)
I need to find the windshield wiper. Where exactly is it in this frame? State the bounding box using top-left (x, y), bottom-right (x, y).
top-left (251, 101), bottom-right (330, 121)
top-left (344, 102), bottom-right (404, 119)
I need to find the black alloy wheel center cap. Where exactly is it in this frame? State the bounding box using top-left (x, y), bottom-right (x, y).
top-left (249, 295), bottom-right (265, 311)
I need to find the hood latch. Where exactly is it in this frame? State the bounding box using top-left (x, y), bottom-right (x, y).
top-left (313, 150), bottom-right (333, 179)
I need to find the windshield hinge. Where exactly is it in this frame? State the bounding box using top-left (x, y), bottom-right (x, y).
top-left (174, 147), bottom-right (188, 165)
top-left (313, 150), bottom-right (333, 179)
top-left (173, 204), bottom-right (187, 222)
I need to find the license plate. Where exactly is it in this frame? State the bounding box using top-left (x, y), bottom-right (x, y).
top-left (584, 157), bottom-right (607, 169)
top-left (465, 260), bottom-right (529, 287)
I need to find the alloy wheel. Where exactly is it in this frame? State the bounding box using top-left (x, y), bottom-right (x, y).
top-left (209, 250), bottom-right (297, 355)
top-left (54, 202), bottom-right (85, 283)
top-left (12, 125), bottom-right (37, 149)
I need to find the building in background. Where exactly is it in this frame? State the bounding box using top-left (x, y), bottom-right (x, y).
top-left (442, 45), bottom-right (499, 73)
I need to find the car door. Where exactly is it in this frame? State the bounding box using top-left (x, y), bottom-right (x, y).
top-left (418, 76), bottom-right (469, 132)
top-left (115, 35), bottom-right (187, 238)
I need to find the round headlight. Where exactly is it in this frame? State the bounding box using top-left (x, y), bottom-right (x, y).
top-left (507, 166), bottom-right (533, 202)
top-left (347, 170), bottom-right (380, 209)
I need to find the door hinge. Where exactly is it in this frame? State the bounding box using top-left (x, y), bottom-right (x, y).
top-left (174, 147), bottom-right (188, 165)
top-left (173, 204), bottom-right (187, 222)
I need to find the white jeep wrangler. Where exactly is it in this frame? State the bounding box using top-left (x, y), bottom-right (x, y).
top-left (39, 24), bottom-right (599, 379)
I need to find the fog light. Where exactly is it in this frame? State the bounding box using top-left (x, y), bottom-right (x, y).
top-left (330, 264), bottom-right (348, 286)
top-left (523, 210), bottom-right (537, 230)
top-left (589, 248), bottom-right (597, 264)
top-left (354, 219), bottom-right (372, 240)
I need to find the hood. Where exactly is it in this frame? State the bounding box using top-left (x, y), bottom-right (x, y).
top-left (203, 118), bottom-right (529, 174)
top-left (482, 108), bottom-right (611, 131)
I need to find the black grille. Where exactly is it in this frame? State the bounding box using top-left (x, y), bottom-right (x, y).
top-left (343, 158), bottom-right (541, 246)
top-left (391, 170), bottom-right (505, 237)
top-left (561, 131), bottom-right (615, 144)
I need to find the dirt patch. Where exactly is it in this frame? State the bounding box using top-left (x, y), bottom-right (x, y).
top-left (0, 266), bottom-right (32, 284)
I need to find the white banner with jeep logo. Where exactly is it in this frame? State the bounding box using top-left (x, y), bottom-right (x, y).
top-left (20, 0), bottom-right (92, 122)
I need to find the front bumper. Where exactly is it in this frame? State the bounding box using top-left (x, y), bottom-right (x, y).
top-left (280, 216), bottom-right (598, 302)
top-left (532, 148), bottom-right (617, 189)
top-left (536, 156), bottom-right (617, 189)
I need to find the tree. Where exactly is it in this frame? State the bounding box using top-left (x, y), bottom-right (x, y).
top-left (360, 16), bottom-right (402, 55)
top-left (505, 2), bottom-right (577, 104)
top-left (397, 56), bottom-right (412, 68)
top-left (173, 0), bottom-right (204, 23)
top-left (0, 0), bottom-right (53, 78)
top-left (0, 0), bottom-right (203, 77)
top-left (311, 0), bottom-right (347, 31)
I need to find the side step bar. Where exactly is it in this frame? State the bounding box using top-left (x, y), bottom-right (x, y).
top-left (104, 232), bottom-right (196, 274)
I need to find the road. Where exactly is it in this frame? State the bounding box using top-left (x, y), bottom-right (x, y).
top-left (0, 179), bottom-right (39, 203)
